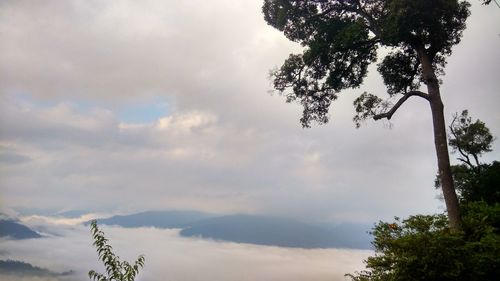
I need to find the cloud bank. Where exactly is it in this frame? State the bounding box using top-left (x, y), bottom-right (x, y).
top-left (1, 222), bottom-right (372, 281)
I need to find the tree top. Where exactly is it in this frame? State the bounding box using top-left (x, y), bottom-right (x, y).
top-left (263, 0), bottom-right (470, 127)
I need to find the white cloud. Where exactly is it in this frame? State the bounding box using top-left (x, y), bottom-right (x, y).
top-left (0, 222), bottom-right (372, 281)
top-left (20, 214), bottom-right (104, 227)
top-left (0, 95), bottom-right (447, 222)
top-left (156, 111), bottom-right (216, 134)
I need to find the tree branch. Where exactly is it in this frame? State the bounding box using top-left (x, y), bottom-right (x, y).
top-left (472, 154), bottom-right (481, 168)
top-left (373, 91), bottom-right (429, 120)
top-left (354, 0), bottom-right (382, 37)
top-left (457, 156), bottom-right (474, 169)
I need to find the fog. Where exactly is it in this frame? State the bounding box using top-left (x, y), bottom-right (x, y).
top-left (1, 219), bottom-right (372, 281)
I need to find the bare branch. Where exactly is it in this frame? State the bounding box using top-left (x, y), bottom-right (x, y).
top-left (457, 156), bottom-right (474, 169)
top-left (373, 91), bottom-right (429, 120)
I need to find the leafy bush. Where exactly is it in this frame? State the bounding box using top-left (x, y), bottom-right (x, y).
top-left (88, 220), bottom-right (145, 281)
top-left (346, 202), bottom-right (500, 281)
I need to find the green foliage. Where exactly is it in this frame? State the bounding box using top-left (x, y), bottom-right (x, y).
top-left (262, 0), bottom-right (470, 127)
top-left (88, 220), bottom-right (145, 281)
top-left (449, 110), bottom-right (494, 168)
top-left (377, 49), bottom-right (420, 96)
top-left (448, 162), bottom-right (500, 205)
top-left (346, 203), bottom-right (500, 281)
top-left (353, 92), bottom-right (383, 128)
top-left (348, 108), bottom-right (498, 280)
top-left (436, 110), bottom-right (498, 204)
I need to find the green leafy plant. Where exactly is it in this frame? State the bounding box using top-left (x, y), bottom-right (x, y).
top-left (88, 220), bottom-right (145, 281)
top-left (435, 110), bottom-right (499, 205)
top-left (446, 162), bottom-right (500, 205)
top-left (449, 110), bottom-right (494, 169)
top-left (348, 112), bottom-right (499, 280)
top-left (346, 203), bottom-right (500, 281)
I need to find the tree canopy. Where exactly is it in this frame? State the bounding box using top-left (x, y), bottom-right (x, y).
top-left (436, 110), bottom-right (499, 205)
top-left (346, 203), bottom-right (500, 281)
top-left (263, 0), bottom-right (469, 127)
top-left (446, 162), bottom-right (500, 205)
top-left (449, 110), bottom-right (494, 169)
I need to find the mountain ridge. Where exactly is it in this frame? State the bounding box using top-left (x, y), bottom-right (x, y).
top-left (0, 219), bottom-right (42, 240)
top-left (89, 211), bottom-right (372, 249)
top-left (90, 210), bottom-right (214, 228)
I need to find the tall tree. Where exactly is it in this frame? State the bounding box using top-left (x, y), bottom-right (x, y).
top-left (263, 0), bottom-right (471, 229)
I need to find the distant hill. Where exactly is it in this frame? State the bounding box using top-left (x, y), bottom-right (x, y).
top-left (89, 211), bottom-right (372, 249)
top-left (0, 220), bottom-right (41, 239)
top-left (0, 259), bottom-right (73, 277)
top-left (91, 210), bottom-right (213, 228)
top-left (180, 215), bottom-right (372, 249)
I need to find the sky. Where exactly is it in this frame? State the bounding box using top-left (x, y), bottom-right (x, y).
top-left (0, 0), bottom-right (499, 224)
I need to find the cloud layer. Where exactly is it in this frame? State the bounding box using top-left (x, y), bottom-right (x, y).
top-left (0, 95), bottom-right (445, 222)
top-left (1, 222), bottom-right (372, 281)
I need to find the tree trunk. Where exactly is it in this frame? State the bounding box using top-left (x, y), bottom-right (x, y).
top-left (418, 48), bottom-right (462, 230)
top-left (429, 93), bottom-right (462, 230)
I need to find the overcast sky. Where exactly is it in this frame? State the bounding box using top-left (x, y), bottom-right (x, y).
top-left (0, 0), bottom-right (499, 223)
